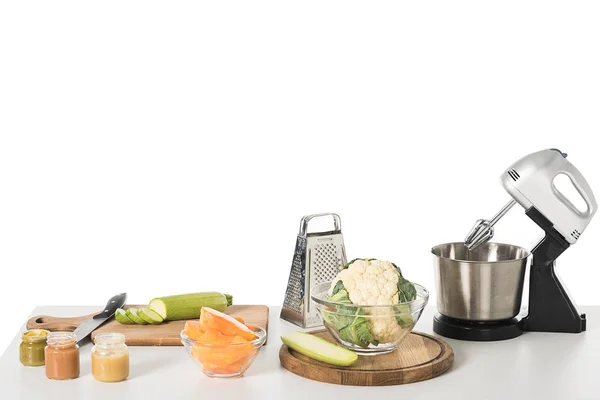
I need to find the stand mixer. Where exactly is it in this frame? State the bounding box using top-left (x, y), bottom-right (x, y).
top-left (432, 148), bottom-right (597, 341)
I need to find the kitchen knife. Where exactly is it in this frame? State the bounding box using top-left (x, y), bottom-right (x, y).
top-left (72, 293), bottom-right (127, 343)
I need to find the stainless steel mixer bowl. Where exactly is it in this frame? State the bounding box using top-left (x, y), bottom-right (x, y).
top-left (432, 242), bottom-right (530, 322)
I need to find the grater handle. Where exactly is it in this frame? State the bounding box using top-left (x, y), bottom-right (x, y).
top-left (299, 213), bottom-right (342, 237)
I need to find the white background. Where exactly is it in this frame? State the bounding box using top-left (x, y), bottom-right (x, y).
top-left (1, 1), bottom-right (599, 356)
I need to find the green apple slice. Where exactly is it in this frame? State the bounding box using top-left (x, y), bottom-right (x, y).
top-left (126, 308), bottom-right (148, 325)
top-left (281, 331), bottom-right (358, 366)
top-left (138, 308), bottom-right (164, 325)
top-left (115, 308), bottom-right (135, 324)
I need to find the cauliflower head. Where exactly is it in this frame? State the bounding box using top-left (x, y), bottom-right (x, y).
top-left (327, 258), bottom-right (416, 344)
top-left (329, 259), bottom-right (401, 305)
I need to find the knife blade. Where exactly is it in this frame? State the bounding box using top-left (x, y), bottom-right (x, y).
top-left (73, 293), bottom-right (127, 343)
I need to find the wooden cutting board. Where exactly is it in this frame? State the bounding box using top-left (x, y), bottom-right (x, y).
top-left (27, 305), bottom-right (269, 346)
top-left (279, 330), bottom-right (453, 386)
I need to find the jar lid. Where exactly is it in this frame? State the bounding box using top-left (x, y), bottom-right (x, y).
top-left (94, 333), bottom-right (126, 346)
top-left (21, 329), bottom-right (50, 343)
top-left (47, 331), bottom-right (77, 346)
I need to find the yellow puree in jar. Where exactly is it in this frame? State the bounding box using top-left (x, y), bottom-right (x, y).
top-left (92, 352), bottom-right (129, 382)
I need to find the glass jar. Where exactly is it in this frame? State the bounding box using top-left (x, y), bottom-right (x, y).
top-left (20, 329), bottom-right (50, 367)
top-left (45, 331), bottom-right (80, 380)
top-left (91, 333), bottom-right (129, 382)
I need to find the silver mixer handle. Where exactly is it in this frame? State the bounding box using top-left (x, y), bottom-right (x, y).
top-left (557, 163), bottom-right (598, 220)
top-left (299, 213), bottom-right (342, 237)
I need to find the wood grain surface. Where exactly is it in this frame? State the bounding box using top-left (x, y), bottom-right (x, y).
top-left (27, 305), bottom-right (269, 346)
top-left (279, 330), bottom-right (453, 386)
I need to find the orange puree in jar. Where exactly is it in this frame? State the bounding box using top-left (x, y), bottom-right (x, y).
top-left (44, 332), bottom-right (80, 380)
top-left (91, 333), bottom-right (129, 382)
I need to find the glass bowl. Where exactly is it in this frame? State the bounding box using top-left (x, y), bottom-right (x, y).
top-left (311, 281), bottom-right (429, 355)
top-left (180, 325), bottom-right (267, 378)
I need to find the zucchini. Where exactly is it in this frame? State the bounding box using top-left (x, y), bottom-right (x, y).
top-left (115, 308), bottom-right (135, 324)
top-left (125, 308), bottom-right (148, 325)
top-left (281, 331), bottom-right (358, 366)
top-left (148, 292), bottom-right (233, 321)
top-left (138, 308), bottom-right (164, 325)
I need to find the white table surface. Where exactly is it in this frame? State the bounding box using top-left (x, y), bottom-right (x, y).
top-left (1, 306), bottom-right (599, 400)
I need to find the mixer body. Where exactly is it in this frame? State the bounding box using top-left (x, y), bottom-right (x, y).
top-left (501, 148), bottom-right (597, 245)
top-left (435, 149), bottom-right (597, 341)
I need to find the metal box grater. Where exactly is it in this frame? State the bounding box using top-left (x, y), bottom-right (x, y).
top-left (280, 213), bottom-right (347, 328)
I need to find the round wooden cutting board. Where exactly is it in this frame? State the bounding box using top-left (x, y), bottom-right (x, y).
top-left (279, 330), bottom-right (454, 386)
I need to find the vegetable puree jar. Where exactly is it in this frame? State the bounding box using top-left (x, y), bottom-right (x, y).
top-left (45, 332), bottom-right (80, 380)
top-left (20, 329), bottom-right (50, 367)
top-left (91, 333), bottom-right (129, 382)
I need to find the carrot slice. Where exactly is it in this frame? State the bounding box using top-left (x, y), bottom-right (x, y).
top-left (200, 307), bottom-right (257, 341)
top-left (202, 361), bottom-right (241, 375)
top-left (184, 320), bottom-right (205, 341)
top-left (192, 344), bottom-right (256, 366)
top-left (198, 327), bottom-right (236, 344)
top-left (230, 335), bottom-right (248, 344)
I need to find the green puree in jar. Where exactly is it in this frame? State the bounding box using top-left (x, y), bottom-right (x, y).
top-left (20, 329), bottom-right (50, 367)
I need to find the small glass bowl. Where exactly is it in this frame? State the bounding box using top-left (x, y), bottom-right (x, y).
top-left (180, 325), bottom-right (267, 378)
top-left (311, 281), bottom-right (429, 355)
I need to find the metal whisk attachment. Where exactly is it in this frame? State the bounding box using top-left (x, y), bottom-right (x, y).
top-left (464, 199), bottom-right (517, 250)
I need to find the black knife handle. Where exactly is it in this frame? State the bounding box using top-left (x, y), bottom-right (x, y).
top-left (93, 293), bottom-right (127, 320)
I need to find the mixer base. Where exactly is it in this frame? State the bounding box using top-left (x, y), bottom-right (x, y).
top-left (433, 314), bottom-right (523, 341)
